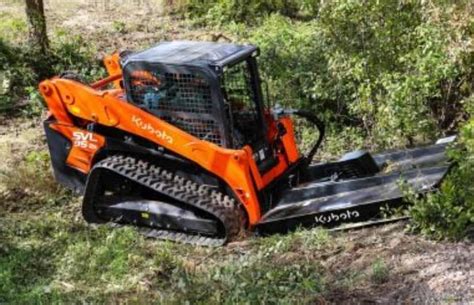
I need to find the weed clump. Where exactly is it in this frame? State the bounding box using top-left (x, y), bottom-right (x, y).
top-left (370, 258), bottom-right (389, 284)
top-left (1, 151), bottom-right (69, 209)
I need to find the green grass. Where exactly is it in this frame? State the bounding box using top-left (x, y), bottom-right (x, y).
top-left (0, 209), bottom-right (330, 303)
top-left (0, 152), bottom-right (336, 303)
top-left (0, 12), bottom-right (27, 42)
top-left (370, 258), bottom-right (389, 284)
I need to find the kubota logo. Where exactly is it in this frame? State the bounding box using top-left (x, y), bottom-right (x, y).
top-left (131, 115), bottom-right (173, 144)
top-left (314, 210), bottom-right (360, 224)
top-left (72, 131), bottom-right (98, 150)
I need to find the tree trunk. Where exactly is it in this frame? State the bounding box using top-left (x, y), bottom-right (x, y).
top-left (25, 0), bottom-right (49, 54)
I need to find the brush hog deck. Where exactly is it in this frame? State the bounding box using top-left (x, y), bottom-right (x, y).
top-left (40, 41), bottom-right (456, 246)
top-left (257, 138), bottom-right (454, 234)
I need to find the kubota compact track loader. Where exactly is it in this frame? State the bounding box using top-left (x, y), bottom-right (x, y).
top-left (40, 41), bottom-right (455, 246)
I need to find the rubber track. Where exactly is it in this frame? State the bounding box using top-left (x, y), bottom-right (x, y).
top-left (88, 155), bottom-right (242, 246)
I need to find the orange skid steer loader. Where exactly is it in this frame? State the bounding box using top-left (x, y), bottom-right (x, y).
top-left (39, 41), bottom-right (454, 246)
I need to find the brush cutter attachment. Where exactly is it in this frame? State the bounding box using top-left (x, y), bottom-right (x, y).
top-left (256, 137), bottom-right (455, 234)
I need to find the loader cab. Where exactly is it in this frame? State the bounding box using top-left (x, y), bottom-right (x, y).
top-left (122, 41), bottom-right (275, 172)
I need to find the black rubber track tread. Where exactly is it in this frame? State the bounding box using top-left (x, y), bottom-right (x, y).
top-left (87, 155), bottom-right (242, 246)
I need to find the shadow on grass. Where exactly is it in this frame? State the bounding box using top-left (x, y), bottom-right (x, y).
top-left (0, 240), bottom-right (59, 303)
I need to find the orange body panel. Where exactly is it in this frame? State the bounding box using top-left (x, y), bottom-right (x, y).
top-left (248, 116), bottom-right (300, 189)
top-left (50, 124), bottom-right (105, 173)
top-left (103, 53), bottom-right (122, 89)
top-left (280, 117), bottom-right (299, 163)
top-left (39, 75), bottom-right (301, 226)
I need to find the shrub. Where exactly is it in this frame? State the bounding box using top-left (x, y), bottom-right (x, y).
top-left (0, 39), bottom-right (37, 112)
top-left (246, 16), bottom-right (335, 115)
top-left (0, 34), bottom-right (104, 116)
top-left (409, 100), bottom-right (474, 240)
top-left (176, 0), bottom-right (311, 24)
top-left (241, 1), bottom-right (472, 151)
top-left (232, 1), bottom-right (474, 237)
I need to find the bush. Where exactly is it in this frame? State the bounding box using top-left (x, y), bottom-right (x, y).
top-left (0, 39), bottom-right (37, 112)
top-left (49, 33), bottom-right (105, 82)
top-left (0, 34), bottom-right (104, 116)
top-left (242, 1), bottom-right (472, 150)
top-left (176, 0), bottom-right (314, 24)
top-left (409, 100), bottom-right (474, 240)
top-left (230, 1), bottom-right (473, 238)
top-left (245, 16), bottom-right (338, 117)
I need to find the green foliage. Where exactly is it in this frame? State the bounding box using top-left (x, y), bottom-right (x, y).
top-left (179, 0), bottom-right (312, 25)
top-left (243, 1), bottom-right (471, 150)
top-left (112, 20), bottom-right (127, 34)
top-left (246, 16), bottom-right (324, 108)
top-left (318, 1), bottom-right (442, 146)
top-left (370, 258), bottom-right (389, 284)
top-left (212, 0), bottom-right (474, 237)
top-left (409, 100), bottom-right (474, 240)
top-left (49, 33), bottom-right (105, 82)
top-left (0, 34), bottom-right (104, 115)
top-left (0, 39), bottom-right (37, 112)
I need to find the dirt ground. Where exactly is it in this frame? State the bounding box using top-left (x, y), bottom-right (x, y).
top-left (325, 223), bottom-right (473, 304)
top-left (4, 0), bottom-right (235, 51)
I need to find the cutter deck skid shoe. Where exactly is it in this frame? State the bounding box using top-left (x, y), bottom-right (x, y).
top-left (39, 41), bottom-right (455, 246)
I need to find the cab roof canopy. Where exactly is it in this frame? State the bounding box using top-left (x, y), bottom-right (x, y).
top-left (123, 41), bottom-right (258, 69)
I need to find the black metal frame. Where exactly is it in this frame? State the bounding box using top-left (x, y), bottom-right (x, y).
top-left (123, 61), bottom-right (231, 147)
top-left (122, 50), bottom-right (269, 151)
top-left (218, 56), bottom-right (268, 148)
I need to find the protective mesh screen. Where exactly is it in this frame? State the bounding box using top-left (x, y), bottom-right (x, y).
top-left (222, 60), bottom-right (260, 146)
top-left (126, 68), bottom-right (224, 146)
top-left (161, 116), bottom-right (222, 145)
